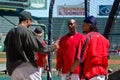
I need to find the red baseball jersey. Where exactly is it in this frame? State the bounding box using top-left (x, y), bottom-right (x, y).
top-left (36, 41), bottom-right (47, 67)
top-left (76, 32), bottom-right (110, 79)
top-left (36, 52), bottom-right (47, 67)
top-left (56, 32), bottom-right (82, 74)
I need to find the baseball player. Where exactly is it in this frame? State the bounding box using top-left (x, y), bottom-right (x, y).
top-left (56, 19), bottom-right (82, 80)
top-left (4, 11), bottom-right (55, 80)
top-left (69, 16), bottom-right (110, 80)
top-left (34, 27), bottom-right (49, 80)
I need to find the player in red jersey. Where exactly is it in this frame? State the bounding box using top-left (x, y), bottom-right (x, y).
top-left (56, 19), bottom-right (82, 80)
top-left (69, 16), bottom-right (110, 80)
top-left (34, 27), bottom-right (49, 80)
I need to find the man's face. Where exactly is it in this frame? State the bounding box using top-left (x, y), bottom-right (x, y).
top-left (68, 20), bottom-right (77, 33)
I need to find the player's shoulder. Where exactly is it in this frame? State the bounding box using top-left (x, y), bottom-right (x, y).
top-left (9, 27), bottom-right (16, 31)
top-left (76, 32), bottom-right (82, 37)
top-left (7, 27), bottom-right (16, 35)
top-left (91, 32), bottom-right (108, 41)
top-left (58, 34), bottom-right (68, 43)
top-left (77, 32), bottom-right (82, 35)
top-left (94, 32), bottom-right (104, 38)
top-left (60, 34), bottom-right (68, 39)
top-left (16, 26), bottom-right (34, 35)
top-left (16, 26), bottom-right (28, 32)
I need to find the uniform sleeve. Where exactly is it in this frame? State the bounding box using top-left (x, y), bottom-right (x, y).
top-left (22, 31), bottom-right (54, 54)
top-left (56, 39), bottom-right (63, 70)
top-left (75, 38), bottom-right (84, 60)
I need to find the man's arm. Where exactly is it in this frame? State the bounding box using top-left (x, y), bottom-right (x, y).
top-left (56, 40), bottom-right (63, 71)
top-left (43, 55), bottom-right (49, 71)
top-left (24, 31), bottom-right (55, 54)
top-left (70, 60), bottom-right (80, 72)
top-left (70, 38), bottom-right (83, 72)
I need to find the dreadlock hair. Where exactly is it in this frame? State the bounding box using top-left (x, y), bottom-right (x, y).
top-left (89, 24), bottom-right (98, 32)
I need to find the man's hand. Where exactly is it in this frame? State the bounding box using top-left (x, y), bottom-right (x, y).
top-left (53, 40), bottom-right (59, 51)
top-left (44, 66), bottom-right (49, 71)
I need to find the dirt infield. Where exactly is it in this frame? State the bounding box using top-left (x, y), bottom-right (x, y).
top-left (0, 58), bottom-right (6, 62)
top-left (109, 60), bottom-right (120, 64)
top-left (0, 52), bottom-right (5, 54)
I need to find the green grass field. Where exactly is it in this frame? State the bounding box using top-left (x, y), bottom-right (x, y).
top-left (0, 52), bottom-right (120, 80)
top-left (108, 64), bottom-right (120, 71)
top-left (109, 54), bottom-right (120, 60)
top-left (0, 54), bottom-right (6, 58)
top-left (108, 55), bottom-right (120, 71)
